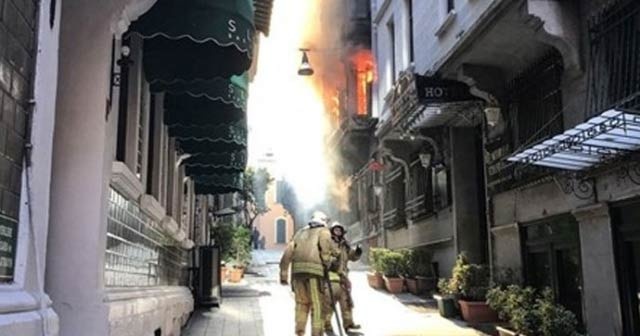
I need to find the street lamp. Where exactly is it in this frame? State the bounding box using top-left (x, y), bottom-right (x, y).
top-left (297, 48), bottom-right (314, 76)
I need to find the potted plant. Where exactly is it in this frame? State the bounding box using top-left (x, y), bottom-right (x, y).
top-left (487, 285), bottom-right (539, 336)
top-left (434, 278), bottom-right (458, 318)
top-left (450, 254), bottom-right (498, 323)
top-left (227, 261), bottom-right (244, 283)
top-left (367, 248), bottom-right (386, 289)
top-left (487, 286), bottom-right (580, 336)
top-left (401, 249), bottom-right (419, 294)
top-left (380, 250), bottom-right (405, 294)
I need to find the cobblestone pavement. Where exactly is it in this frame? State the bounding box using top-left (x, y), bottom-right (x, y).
top-left (183, 250), bottom-right (489, 336)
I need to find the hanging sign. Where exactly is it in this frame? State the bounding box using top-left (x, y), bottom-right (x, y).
top-left (415, 76), bottom-right (478, 104)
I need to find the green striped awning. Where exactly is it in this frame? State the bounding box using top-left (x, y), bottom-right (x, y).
top-left (162, 75), bottom-right (249, 125)
top-left (194, 172), bottom-right (244, 194)
top-left (129, 0), bottom-right (256, 82)
top-left (184, 151), bottom-right (248, 175)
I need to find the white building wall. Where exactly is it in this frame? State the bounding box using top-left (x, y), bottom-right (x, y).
top-left (0, 0), bottom-right (61, 334)
top-left (412, 0), bottom-right (497, 75)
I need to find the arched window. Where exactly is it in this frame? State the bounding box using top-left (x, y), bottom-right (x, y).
top-left (276, 218), bottom-right (287, 244)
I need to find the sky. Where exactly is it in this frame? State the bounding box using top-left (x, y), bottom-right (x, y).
top-left (247, 0), bottom-right (331, 207)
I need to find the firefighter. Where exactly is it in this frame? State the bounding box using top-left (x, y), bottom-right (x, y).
top-left (323, 221), bottom-right (362, 333)
top-left (280, 211), bottom-right (339, 336)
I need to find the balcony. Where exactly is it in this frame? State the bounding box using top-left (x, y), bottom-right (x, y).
top-left (383, 208), bottom-right (406, 229)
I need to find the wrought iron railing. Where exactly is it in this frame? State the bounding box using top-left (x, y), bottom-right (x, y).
top-left (382, 208), bottom-right (405, 229)
top-left (105, 188), bottom-right (188, 287)
top-left (405, 194), bottom-right (432, 220)
top-left (587, 0), bottom-right (640, 117)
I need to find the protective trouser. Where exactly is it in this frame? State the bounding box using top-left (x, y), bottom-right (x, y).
top-left (293, 276), bottom-right (325, 336)
top-left (323, 281), bottom-right (355, 330)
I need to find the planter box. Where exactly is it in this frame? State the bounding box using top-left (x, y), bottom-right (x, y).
top-left (383, 276), bottom-right (404, 294)
top-left (416, 276), bottom-right (436, 293)
top-left (433, 294), bottom-right (457, 318)
top-left (367, 272), bottom-right (384, 289)
top-left (496, 326), bottom-right (520, 336)
top-left (406, 278), bottom-right (418, 295)
top-left (458, 300), bottom-right (499, 323)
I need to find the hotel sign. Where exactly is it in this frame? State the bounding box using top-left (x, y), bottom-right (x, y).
top-left (415, 76), bottom-right (478, 104)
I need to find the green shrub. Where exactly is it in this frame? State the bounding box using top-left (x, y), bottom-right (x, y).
top-left (230, 225), bottom-right (252, 266)
top-left (449, 253), bottom-right (490, 301)
top-left (398, 249), bottom-right (414, 277)
top-left (379, 250), bottom-right (405, 278)
top-left (369, 248), bottom-right (388, 274)
top-left (487, 285), bottom-right (580, 336)
top-left (437, 278), bottom-right (455, 296)
top-left (536, 288), bottom-right (580, 336)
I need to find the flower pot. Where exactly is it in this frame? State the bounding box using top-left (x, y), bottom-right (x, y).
top-left (433, 294), bottom-right (457, 318)
top-left (228, 268), bottom-right (243, 283)
top-left (415, 276), bottom-right (436, 293)
top-left (367, 272), bottom-right (384, 289)
top-left (458, 300), bottom-right (499, 323)
top-left (496, 326), bottom-right (520, 336)
top-left (405, 278), bottom-right (419, 295)
top-left (383, 276), bottom-right (404, 294)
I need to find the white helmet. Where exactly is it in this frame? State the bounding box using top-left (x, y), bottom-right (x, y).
top-left (330, 221), bottom-right (346, 235)
top-left (309, 211), bottom-right (329, 226)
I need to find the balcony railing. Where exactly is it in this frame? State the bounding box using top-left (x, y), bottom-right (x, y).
top-left (405, 194), bottom-right (433, 220)
top-left (383, 208), bottom-right (405, 229)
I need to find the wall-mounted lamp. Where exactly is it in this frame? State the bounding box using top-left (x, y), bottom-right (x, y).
top-left (297, 48), bottom-right (314, 76)
top-left (373, 184), bottom-right (383, 196)
top-left (484, 106), bottom-right (501, 127)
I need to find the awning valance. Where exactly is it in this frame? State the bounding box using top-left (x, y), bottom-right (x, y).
top-left (172, 121), bottom-right (248, 154)
top-left (183, 151), bottom-right (248, 175)
top-left (129, 0), bottom-right (255, 81)
top-left (153, 75), bottom-right (249, 112)
top-left (508, 109), bottom-right (640, 170)
top-left (194, 173), bottom-right (244, 195)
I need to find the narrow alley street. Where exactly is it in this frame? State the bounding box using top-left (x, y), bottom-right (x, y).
top-left (184, 251), bottom-right (488, 336)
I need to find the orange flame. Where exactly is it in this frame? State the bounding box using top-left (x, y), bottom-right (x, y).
top-left (351, 49), bottom-right (376, 116)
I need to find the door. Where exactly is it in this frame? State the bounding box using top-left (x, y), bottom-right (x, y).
top-left (276, 218), bottom-right (287, 244)
top-left (613, 201), bottom-right (640, 335)
top-left (522, 216), bottom-right (584, 327)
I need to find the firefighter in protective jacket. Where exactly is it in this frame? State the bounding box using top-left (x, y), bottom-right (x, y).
top-left (280, 211), bottom-right (339, 336)
top-left (323, 221), bottom-right (362, 333)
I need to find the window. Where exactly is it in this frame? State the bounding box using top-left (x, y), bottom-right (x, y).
top-left (407, 159), bottom-right (432, 219)
top-left (587, 1), bottom-right (640, 117)
top-left (115, 35), bottom-right (151, 184)
top-left (276, 218), bottom-right (287, 244)
top-left (405, 0), bottom-right (414, 63)
top-left (387, 19), bottom-right (396, 84)
top-left (506, 50), bottom-right (564, 147)
top-left (383, 166), bottom-right (405, 228)
top-left (522, 216), bottom-right (583, 326)
top-left (446, 0), bottom-right (454, 13)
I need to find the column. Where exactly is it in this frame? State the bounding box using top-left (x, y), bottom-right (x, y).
top-left (572, 203), bottom-right (623, 335)
top-left (450, 127), bottom-right (485, 263)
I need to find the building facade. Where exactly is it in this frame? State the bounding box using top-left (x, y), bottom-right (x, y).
top-left (340, 0), bottom-right (640, 335)
top-left (0, 0), bottom-right (273, 335)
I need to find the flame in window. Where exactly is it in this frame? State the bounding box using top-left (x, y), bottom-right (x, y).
top-left (350, 49), bottom-right (376, 116)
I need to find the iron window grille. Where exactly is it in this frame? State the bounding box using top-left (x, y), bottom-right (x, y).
top-left (587, 0), bottom-right (640, 119)
top-left (105, 188), bottom-right (187, 287)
